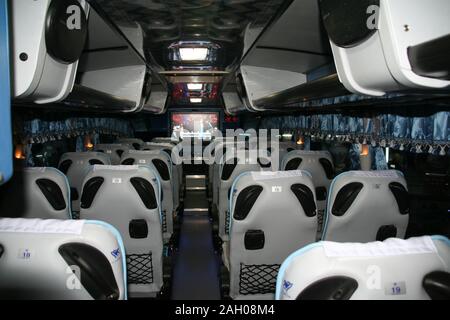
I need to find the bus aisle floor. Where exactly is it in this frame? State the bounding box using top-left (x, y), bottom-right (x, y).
top-left (171, 190), bottom-right (221, 300)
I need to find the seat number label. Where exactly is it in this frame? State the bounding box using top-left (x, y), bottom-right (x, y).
top-left (272, 186), bottom-right (282, 193)
top-left (385, 282), bottom-right (406, 296)
top-left (112, 178), bottom-right (122, 184)
top-left (17, 248), bottom-right (32, 260)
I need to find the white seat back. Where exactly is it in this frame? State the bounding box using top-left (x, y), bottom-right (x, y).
top-left (143, 142), bottom-right (182, 209)
top-left (79, 165), bottom-right (163, 297)
top-left (282, 150), bottom-right (335, 237)
top-left (59, 152), bottom-right (111, 212)
top-left (322, 170), bottom-right (410, 243)
top-left (121, 150), bottom-right (175, 241)
top-left (217, 150), bottom-right (274, 241)
top-left (229, 171), bottom-right (318, 299)
top-left (210, 140), bottom-right (238, 205)
top-left (0, 168), bottom-right (71, 220)
top-left (277, 236), bottom-right (450, 300)
top-left (0, 218), bottom-right (127, 300)
top-left (95, 144), bottom-right (131, 165)
top-left (116, 138), bottom-right (145, 150)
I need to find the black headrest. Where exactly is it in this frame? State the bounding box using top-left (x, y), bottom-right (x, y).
top-left (423, 271), bottom-right (450, 300)
top-left (35, 179), bottom-right (66, 211)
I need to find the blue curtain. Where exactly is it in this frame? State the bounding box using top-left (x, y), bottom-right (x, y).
top-left (23, 118), bottom-right (133, 142)
top-left (260, 112), bottom-right (450, 150)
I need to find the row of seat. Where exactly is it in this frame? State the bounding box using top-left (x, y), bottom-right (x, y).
top-left (204, 140), bottom-right (414, 299)
top-left (0, 217), bottom-right (448, 300)
top-left (220, 169), bottom-right (411, 299)
top-left (0, 166), bottom-right (166, 297)
top-left (0, 138), bottom-right (184, 299)
top-left (209, 143), bottom-right (335, 243)
top-left (60, 140), bottom-right (182, 217)
top-left (0, 136), bottom-right (449, 300)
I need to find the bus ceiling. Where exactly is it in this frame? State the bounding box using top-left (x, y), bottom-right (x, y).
top-left (7, 0), bottom-right (450, 116)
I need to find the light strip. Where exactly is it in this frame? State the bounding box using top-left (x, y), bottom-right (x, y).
top-left (187, 83), bottom-right (203, 90)
top-left (179, 48), bottom-right (208, 61)
top-left (190, 98), bottom-right (202, 104)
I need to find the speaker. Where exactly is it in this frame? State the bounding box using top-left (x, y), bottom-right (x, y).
top-left (11, 0), bottom-right (89, 104)
top-left (320, 0), bottom-right (450, 96)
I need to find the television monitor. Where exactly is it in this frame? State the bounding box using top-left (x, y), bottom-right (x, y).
top-left (171, 112), bottom-right (219, 140)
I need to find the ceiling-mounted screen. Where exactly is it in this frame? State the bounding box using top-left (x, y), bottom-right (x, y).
top-left (171, 112), bottom-right (219, 140)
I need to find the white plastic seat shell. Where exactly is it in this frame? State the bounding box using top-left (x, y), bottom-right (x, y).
top-left (0, 218), bottom-right (127, 300)
top-left (276, 236), bottom-right (450, 300)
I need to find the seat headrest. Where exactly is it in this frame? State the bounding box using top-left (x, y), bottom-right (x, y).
top-left (95, 144), bottom-right (132, 164)
top-left (81, 165), bottom-right (161, 213)
top-left (0, 218), bottom-right (127, 300)
top-left (204, 140), bottom-right (238, 164)
top-left (230, 170), bottom-right (316, 230)
top-left (322, 170), bottom-right (410, 242)
top-left (143, 142), bottom-right (174, 148)
top-left (219, 151), bottom-right (273, 181)
top-left (282, 150), bottom-right (334, 174)
top-left (95, 143), bottom-right (130, 151)
top-left (91, 165), bottom-right (141, 172)
top-left (276, 236), bottom-right (450, 300)
top-left (123, 150), bottom-right (171, 161)
top-left (120, 151), bottom-right (172, 181)
top-left (59, 152), bottom-right (112, 173)
top-left (116, 138), bottom-right (144, 149)
top-left (0, 168), bottom-right (71, 220)
top-left (60, 152), bottom-right (111, 162)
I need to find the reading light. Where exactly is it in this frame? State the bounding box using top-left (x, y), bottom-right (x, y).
top-left (296, 137), bottom-right (304, 145)
top-left (187, 83), bottom-right (203, 90)
top-left (84, 135), bottom-right (94, 150)
top-left (14, 144), bottom-right (26, 160)
top-left (360, 144), bottom-right (370, 156)
top-left (179, 48), bottom-right (208, 61)
top-left (190, 98), bottom-right (202, 104)
top-left (359, 144), bottom-right (371, 170)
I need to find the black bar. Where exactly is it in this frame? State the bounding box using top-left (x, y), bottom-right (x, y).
top-left (408, 34), bottom-right (450, 81)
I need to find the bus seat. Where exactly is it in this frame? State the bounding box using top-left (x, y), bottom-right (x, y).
top-left (282, 150), bottom-right (335, 237)
top-left (217, 150), bottom-right (274, 243)
top-left (116, 138), bottom-right (145, 150)
top-left (95, 144), bottom-right (132, 165)
top-left (143, 142), bottom-right (183, 209)
top-left (79, 165), bottom-right (165, 298)
top-left (0, 168), bottom-right (71, 220)
top-left (58, 152), bottom-right (111, 213)
top-left (226, 170), bottom-right (318, 300)
top-left (0, 218), bottom-right (127, 300)
top-left (121, 150), bottom-right (176, 242)
top-left (276, 236), bottom-right (450, 300)
top-left (322, 170), bottom-right (410, 243)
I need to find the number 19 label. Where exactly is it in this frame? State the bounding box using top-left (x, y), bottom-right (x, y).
top-left (385, 282), bottom-right (406, 296)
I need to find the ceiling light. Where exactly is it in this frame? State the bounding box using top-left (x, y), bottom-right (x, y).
top-left (190, 98), bottom-right (202, 104)
top-left (179, 48), bottom-right (208, 61)
top-left (187, 83), bottom-right (203, 90)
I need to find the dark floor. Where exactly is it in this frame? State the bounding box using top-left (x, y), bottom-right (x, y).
top-left (171, 190), bottom-right (221, 300)
top-left (183, 190), bottom-right (209, 211)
